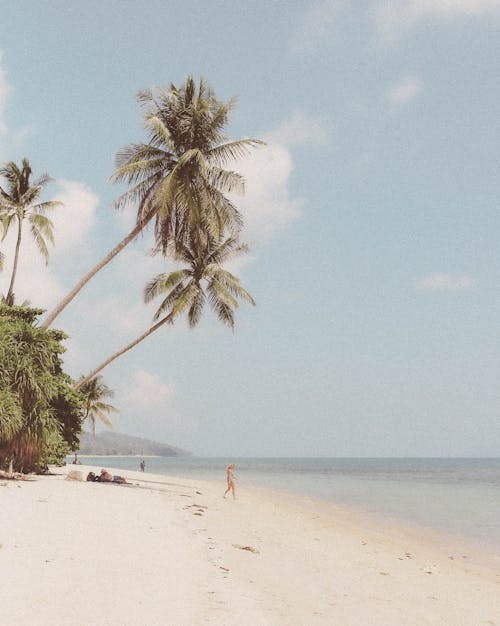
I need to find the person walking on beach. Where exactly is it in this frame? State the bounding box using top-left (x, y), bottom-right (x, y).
top-left (140, 460), bottom-right (145, 472)
top-left (223, 463), bottom-right (236, 499)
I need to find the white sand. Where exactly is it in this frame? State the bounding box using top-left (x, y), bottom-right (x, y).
top-left (1, 464), bottom-right (499, 625)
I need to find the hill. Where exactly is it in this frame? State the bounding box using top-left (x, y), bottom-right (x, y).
top-left (77, 431), bottom-right (190, 457)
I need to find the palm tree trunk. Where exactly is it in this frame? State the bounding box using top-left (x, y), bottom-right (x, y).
top-left (41, 210), bottom-right (156, 329)
top-left (6, 218), bottom-right (22, 305)
top-left (75, 313), bottom-right (173, 390)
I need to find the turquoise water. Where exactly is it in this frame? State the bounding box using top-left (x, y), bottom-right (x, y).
top-left (75, 456), bottom-right (500, 549)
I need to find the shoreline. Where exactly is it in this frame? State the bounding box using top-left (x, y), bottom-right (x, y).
top-left (244, 481), bottom-right (500, 568)
top-left (73, 455), bottom-right (500, 555)
top-left (2, 464), bottom-right (499, 624)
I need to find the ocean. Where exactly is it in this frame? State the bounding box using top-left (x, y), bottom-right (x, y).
top-left (75, 456), bottom-right (500, 550)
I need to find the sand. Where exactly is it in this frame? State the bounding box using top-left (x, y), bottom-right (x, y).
top-left (1, 464), bottom-right (499, 625)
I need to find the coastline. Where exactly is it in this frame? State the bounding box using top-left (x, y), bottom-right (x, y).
top-left (1, 464), bottom-right (499, 625)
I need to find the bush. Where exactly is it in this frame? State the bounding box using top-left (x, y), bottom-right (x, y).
top-left (0, 306), bottom-right (85, 472)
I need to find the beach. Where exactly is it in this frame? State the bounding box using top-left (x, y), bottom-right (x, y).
top-left (1, 465), bottom-right (500, 625)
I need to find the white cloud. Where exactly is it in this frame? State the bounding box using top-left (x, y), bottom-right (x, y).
top-left (386, 75), bottom-right (424, 105)
top-left (122, 369), bottom-right (176, 409)
top-left (0, 178), bottom-right (100, 307)
top-left (0, 258), bottom-right (65, 308)
top-left (227, 110), bottom-right (330, 245)
top-left (233, 141), bottom-right (302, 243)
top-left (416, 273), bottom-right (475, 292)
top-left (292, 0), bottom-right (348, 54)
top-left (373, 0), bottom-right (500, 43)
top-left (0, 225), bottom-right (65, 309)
top-left (269, 111), bottom-right (329, 146)
top-left (52, 180), bottom-right (99, 254)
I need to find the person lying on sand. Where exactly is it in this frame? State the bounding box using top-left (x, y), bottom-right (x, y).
top-left (86, 470), bottom-right (127, 484)
top-left (100, 469), bottom-right (128, 484)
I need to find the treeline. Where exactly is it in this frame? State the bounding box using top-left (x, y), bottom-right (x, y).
top-left (0, 76), bottom-right (261, 472)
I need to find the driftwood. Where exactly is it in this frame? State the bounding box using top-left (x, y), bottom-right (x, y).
top-left (232, 544), bottom-right (260, 554)
top-left (0, 469), bottom-right (33, 481)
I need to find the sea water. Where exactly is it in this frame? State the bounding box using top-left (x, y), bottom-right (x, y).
top-left (75, 456), bottom-right (500, 549)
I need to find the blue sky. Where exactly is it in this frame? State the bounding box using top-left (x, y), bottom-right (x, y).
top-left (1, 1), bottom-right (500, 456)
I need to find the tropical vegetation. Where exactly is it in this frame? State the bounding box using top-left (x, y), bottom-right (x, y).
top-left (42, 76), bottom-right (261, 329)
top-left (78, 375), bottom-right (118, 435)
top-left (0, 75), bottom-right (258, 473)
top-left (76, 232), bottom-right (254, 388)
top-left (0, 306), bottom-right (84, 472)
top-left (0, 159), bottom-right (61, 306)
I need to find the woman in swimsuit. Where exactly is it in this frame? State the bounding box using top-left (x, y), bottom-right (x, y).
top-left (223, 463), bottom-right (236, 499)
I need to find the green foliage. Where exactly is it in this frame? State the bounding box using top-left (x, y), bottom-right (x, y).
top-left (38, 429), bottom-right (70, 467)
top-left (0, 158), bottom-right (62, 303)
top-left (78, 375), bottom-right (118, 435)
top-left (0, 388), bottom-right (23, 443)
top-left (51, 374), bottom-right (85, 452)
top-left (0, 306), bottom-right (85, 472)
top-left (0, 303), bottom-right (45, 324)
top-left (145, 233), bottom-right (255, 329)
top-left (111, 76), bottom-right (262, 256)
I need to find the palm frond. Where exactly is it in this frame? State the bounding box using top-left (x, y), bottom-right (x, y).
top-left (207, 267), bottom-right (256, 305)
top-left (32, 200), bottom-right (63, 214)
top-left (208, 139), bottom-right (265, 166)
top-left (207, 167), bottom-right (245, 195)
top-left (187, 287), bottom-right (206, 327)
top-left (207, 277), bottom-right (238, 311)
top-left (93, 401), bottom-right (119, 415)
top-left (157, 281), bottom-right (199, 322)
top-left (31, 173), bottom-right (53, 189)
top-left (144, 113), bottom-right (175, 147)
top-left (92, 409), bottom-right (114, 429)
top-left (144, 269), bottom-right (189, 303)
top-left (150, 283), bottom-right (186, 321)
top-left (29, 214), bottom-right (54, 262)
top-left (0, 215), bottom-right (15, 241)
top-left (207, 282), bottom-right (235, 329)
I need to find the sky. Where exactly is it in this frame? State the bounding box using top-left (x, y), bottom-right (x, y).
top-left (1, 0), bottom-right (500, 457)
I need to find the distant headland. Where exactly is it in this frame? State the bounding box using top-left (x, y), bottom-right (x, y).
top-left (77, 431), bottom-right (191, 457)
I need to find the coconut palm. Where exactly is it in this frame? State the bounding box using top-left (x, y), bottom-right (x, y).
top-left (76, 233), bottom-right (255, 389)
top-left (42, 76), bottom-right (262, 329)
top-left (77, 375), bottom-right (118, 435)
top-left (0, 159), bottom-right (61, 306)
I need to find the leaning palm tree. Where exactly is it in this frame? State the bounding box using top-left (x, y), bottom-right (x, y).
top-left (42, 76), bottom-right (262, 329)
top-left (78, 375), bottom-right (118, 435)
top-left (76, 233), bottom-right (255, 389)
top-left (0, 159), bottom-right (61, 306)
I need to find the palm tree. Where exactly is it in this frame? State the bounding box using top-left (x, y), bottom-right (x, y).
top-left (75, 233), bottom-right (255, 389)
top-left (78, 375), bottom-right (118, 435)
top-left (41, 76), bottom-right (262, 329)
top-left (0, 159), bottom-right (62, 306)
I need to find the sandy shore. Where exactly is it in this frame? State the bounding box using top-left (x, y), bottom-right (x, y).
top-left (1, 464), bottom-right (499, 625)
